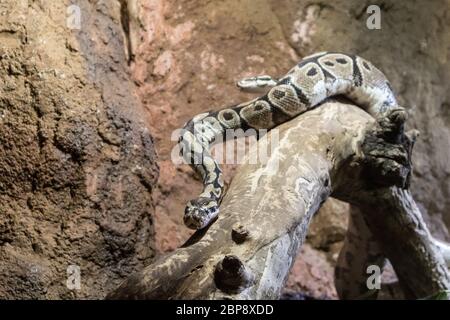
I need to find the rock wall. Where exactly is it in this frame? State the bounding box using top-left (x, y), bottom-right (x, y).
top-left (0, 0), bottom-right (158, 299)
top-left (131, 0), bottom-right (450, 299)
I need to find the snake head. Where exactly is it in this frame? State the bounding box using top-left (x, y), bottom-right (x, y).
top-left (184, 197), bottom-right (219, 230)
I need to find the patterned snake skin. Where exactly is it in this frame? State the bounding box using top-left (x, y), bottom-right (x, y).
top-left (179, 51), bottom-right (403, 230)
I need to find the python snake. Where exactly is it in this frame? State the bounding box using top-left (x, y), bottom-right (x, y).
top-left (179, 51), bottom-right (403, 230)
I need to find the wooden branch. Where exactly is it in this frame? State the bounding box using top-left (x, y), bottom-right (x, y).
top-left (335, 204), bottom-right (450, 300)
top-left (332, 109), bottom-right (450, 299)
top-left (346, 188), bottom-right (450, 299)
top-left (107, 101), bottom-right (450, 299)
top-left (335, 205), bottom-right (387, 300)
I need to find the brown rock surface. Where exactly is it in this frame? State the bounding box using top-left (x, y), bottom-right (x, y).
top-left (0, 1), bottom-right (158, 299)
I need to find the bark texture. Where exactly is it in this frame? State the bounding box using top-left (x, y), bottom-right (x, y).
top-left (0, 1), bottom-right (158, 299)
top-left (356, 188), bottom-right (450, 299)
top-left (107, 101), bottom-right (450, 300)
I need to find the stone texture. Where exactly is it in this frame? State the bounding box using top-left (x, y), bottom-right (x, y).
top-left (307, 199), bottom-right (350, 251)
top-left (283, 243), bottom-right (338, 299)
top-left (0, 1), bottom-right (158, 299)
top-left (130, 0), bottom-right (450, 299)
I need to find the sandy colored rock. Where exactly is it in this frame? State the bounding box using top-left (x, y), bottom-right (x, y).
top-left (283, 243), bottom-right (338, 299)
top-left (3, 0), bottom-right (449, 299)
top-left (307, 199), bottom-right (350, 250)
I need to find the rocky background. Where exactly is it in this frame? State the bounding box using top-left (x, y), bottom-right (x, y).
top-left (0, 0), bottom-right (449, 299)
top-left (132, 0), bottom-right (450, 299)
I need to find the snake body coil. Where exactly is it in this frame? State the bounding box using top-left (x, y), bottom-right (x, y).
top-left (179, 52), bottom-right (402, 229)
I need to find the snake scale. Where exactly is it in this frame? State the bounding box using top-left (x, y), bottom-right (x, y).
top-left (179, 51), bottom-right (402, 230)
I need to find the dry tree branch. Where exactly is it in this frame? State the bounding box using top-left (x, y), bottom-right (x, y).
top-left (107, 100), bottom-right (450, 300)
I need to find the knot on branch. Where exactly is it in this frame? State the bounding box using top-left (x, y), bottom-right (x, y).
top-left (232, 223), bottom-right (250, 244)
top-left (360, 108), bottom-right (418, 189)
top-left (214, 255), bottom-right (255, 294)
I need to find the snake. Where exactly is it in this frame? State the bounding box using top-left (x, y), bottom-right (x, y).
top-left (179, 51), bottom-right (402, 230)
